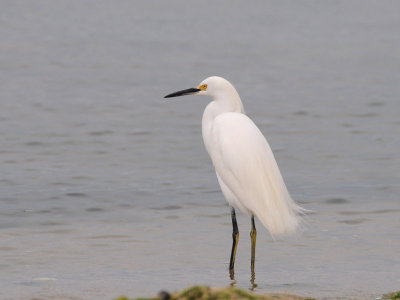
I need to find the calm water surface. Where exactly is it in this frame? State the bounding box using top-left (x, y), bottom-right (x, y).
top-left (1, 1), bottom-right (399, 299)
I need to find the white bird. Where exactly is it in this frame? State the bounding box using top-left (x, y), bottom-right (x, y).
top-left (164, 76), bottom-right (304, 279)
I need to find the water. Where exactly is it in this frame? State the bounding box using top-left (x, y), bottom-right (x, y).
top-left (1, 1), bottom-right (399, 299)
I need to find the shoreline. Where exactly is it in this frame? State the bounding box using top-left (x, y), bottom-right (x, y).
top-left (117, 286), bottom-right (400, 300)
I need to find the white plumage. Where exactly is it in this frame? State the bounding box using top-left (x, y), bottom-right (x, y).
top-left (200, 76), bottom-right (303, 236)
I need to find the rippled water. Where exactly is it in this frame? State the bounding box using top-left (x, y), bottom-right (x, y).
top-left (1, 1), bottom-right (399, 299)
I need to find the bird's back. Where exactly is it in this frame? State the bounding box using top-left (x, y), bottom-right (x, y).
top-left (206, 112), bottom-right (302, 236)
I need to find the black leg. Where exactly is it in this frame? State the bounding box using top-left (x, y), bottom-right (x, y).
top-left (250, 215), bottom-right (257, 288)
top-left (229, 207), bottom-right (239, 279)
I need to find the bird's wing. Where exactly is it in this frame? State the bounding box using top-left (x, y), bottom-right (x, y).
top-left (209, 112), bottom-right (301, 236)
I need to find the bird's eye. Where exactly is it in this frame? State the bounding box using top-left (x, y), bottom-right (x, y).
top-left (200, 84), bottom-right (207, 91)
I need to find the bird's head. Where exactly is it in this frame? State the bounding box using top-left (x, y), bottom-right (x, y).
top-left (164, 76), bottom-right (235, 99)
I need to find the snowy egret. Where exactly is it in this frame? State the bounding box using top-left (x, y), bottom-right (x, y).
top-left (164, 76), bottom-right (304, 279)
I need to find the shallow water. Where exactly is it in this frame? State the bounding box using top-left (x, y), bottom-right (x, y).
top-left (1, 1), bottom-right (399, 299)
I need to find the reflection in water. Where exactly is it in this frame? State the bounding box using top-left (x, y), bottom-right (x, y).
top-left (229, 268), bottom-right (236, 286)
top-left (250, 268), bottom-right (257, 291)
top-left (229, 258), bottom-right (258, 291)
top-left (229, 265), bottom-right (258, 291)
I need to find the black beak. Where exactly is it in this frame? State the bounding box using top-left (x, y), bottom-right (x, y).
top-left (164, 88), bottom-right (201, 98)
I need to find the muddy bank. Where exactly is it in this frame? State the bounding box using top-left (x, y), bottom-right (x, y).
top-left (116, 286), bottom-right (400, 300)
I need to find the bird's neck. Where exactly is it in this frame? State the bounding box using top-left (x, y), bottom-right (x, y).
top-left (203, 90), bottom-right (245, 128)
top-left (212, 89), bottom-right (245, 116)
top-left (202, 91), bottom-right (245, 155)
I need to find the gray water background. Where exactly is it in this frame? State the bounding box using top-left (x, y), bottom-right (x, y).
top-left (1, 1), bottom-right (399, 299)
